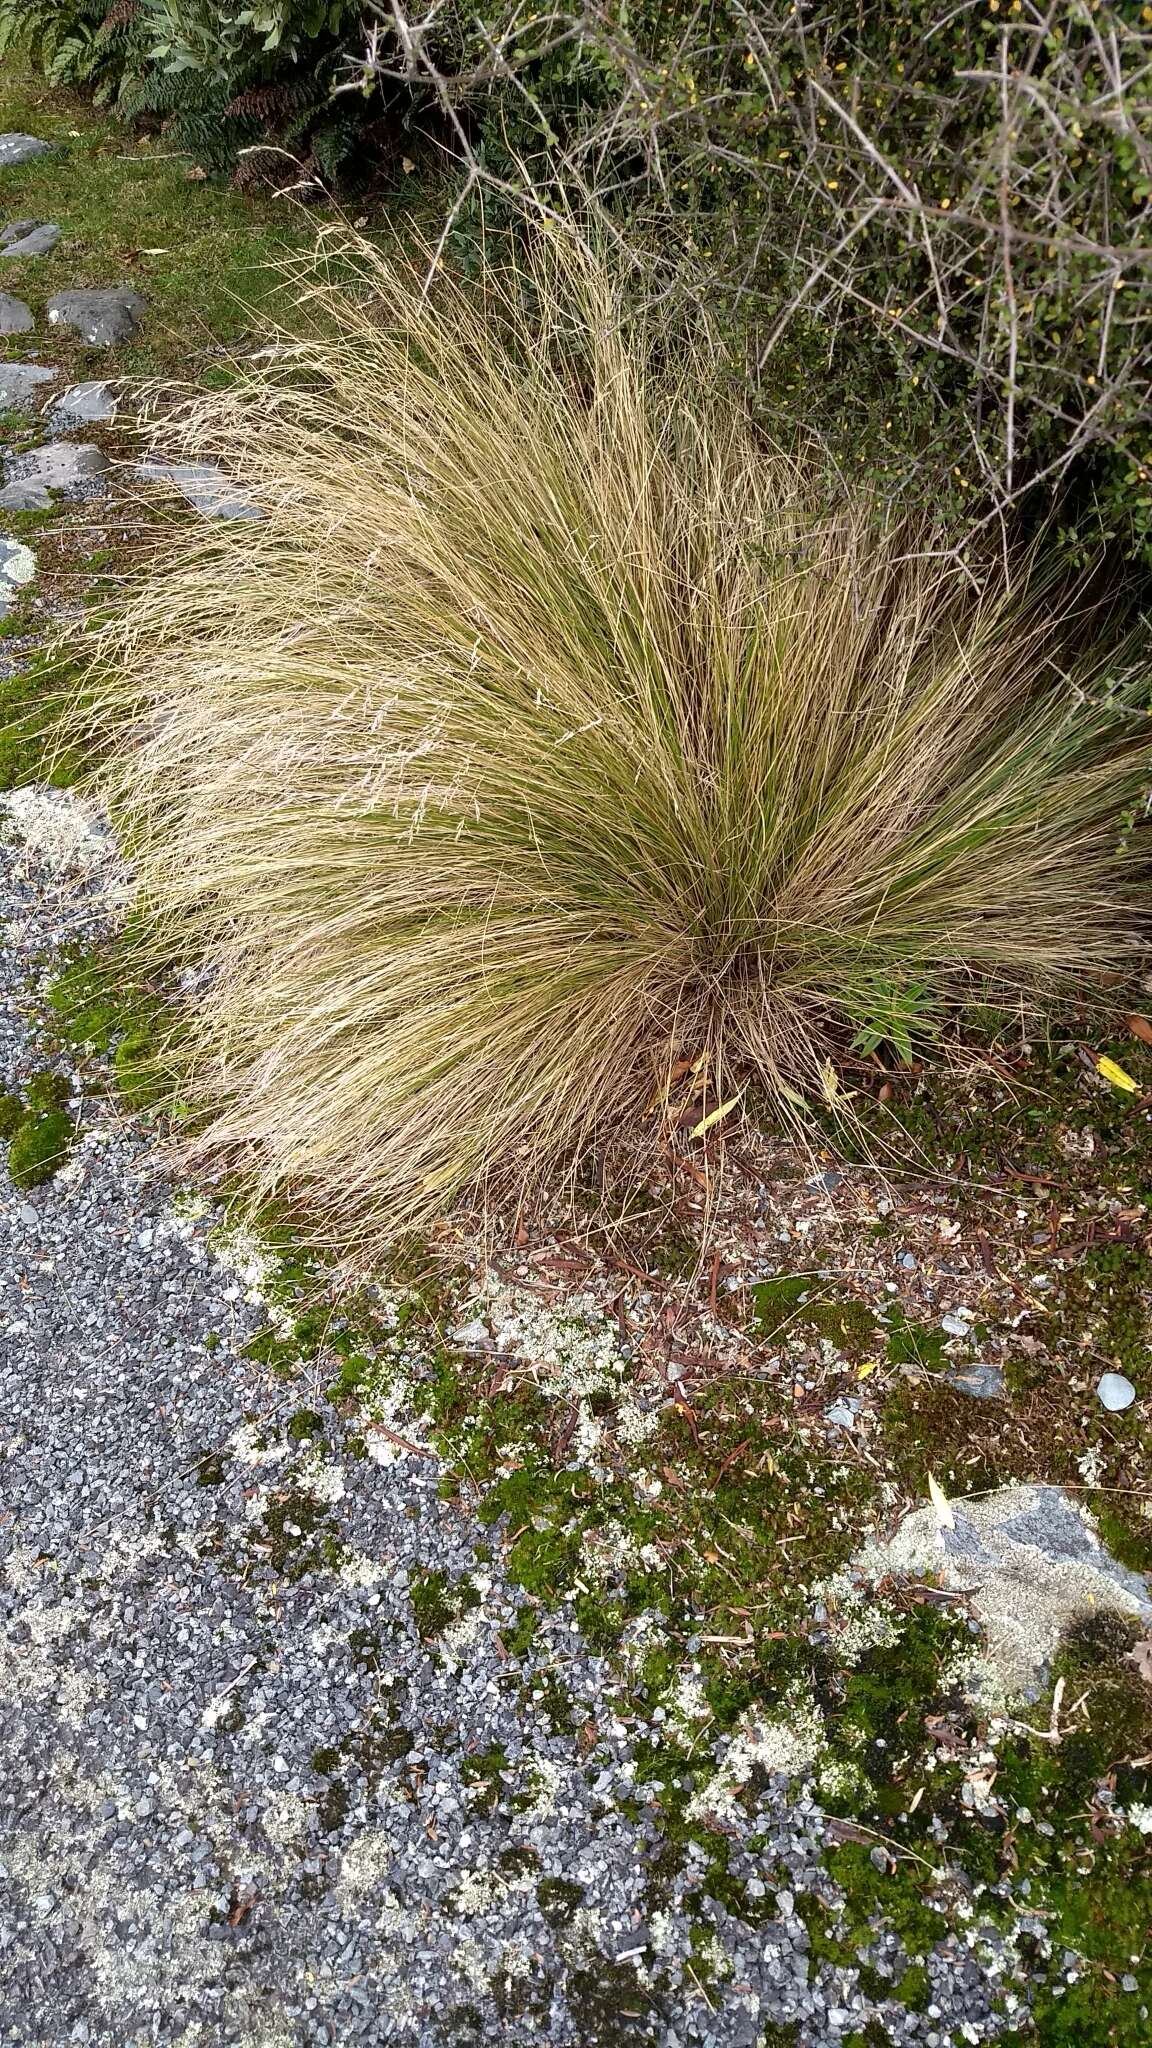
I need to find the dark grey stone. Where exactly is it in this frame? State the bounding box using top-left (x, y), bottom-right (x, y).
top-left (0, 221), bottom-right (60, 259)
top-left (0, 136), bottom-right (51, 168)
top-left (46, 287), bottom-right (145, 346)
top-left (0, 362), bottom-right (57, 407)
top-left (0, 290), bottom-right (33, 333)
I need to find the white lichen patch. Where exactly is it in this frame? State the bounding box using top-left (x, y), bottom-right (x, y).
top-left (438, 1601), bottom-right (487, 1670)
top-left (813, 1571), bottom-right (902, 1663)
top-left (335, 1833), bottom-right (416, 1908)
top-left (668, 1667), bottom-right (712, 1730)
top-left (362, 1374), bottom-right (431, 1465)
top-left (457, 1277), bottom-right (631, 1409)
top-left (519, 1757), bottom-right (565, 1818)
top-left (296, 1451), bottom-right (346, 1506)
top-left (0, 785), bottom-right (131, 901)
top-left (227, 1420), bottom-right (289, 1467)
top-left (338, 1550), bottom-right (391, 1590)
top-left (207, 1219), bottom-right (294, 1327)
top-left (687, 1692), bottom-right (825, 1823)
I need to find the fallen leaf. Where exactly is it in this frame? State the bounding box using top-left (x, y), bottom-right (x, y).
top-left (856, 1360), bottom-right (877, 1380)
top-left (927, 1472), bottom-right (955, 1530)
top-left (1128, 1014), bottom-right (1152, 1046)
top-left (691, 1090), bottom-right (744, 1139)
top-left (819, 1059), bottom-right (840, 1105)
top-left (185, 165), bottom-right (208, 181)
top-left (1097, 1055), bottom-right (1140, 1093)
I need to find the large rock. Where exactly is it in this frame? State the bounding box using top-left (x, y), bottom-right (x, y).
top-left (0, 480), bottom-right (52, 511)
top-left (50, 380), bottom-right (116, 426)
top-left (0, 136), bottom-right (50, 168)
top-left (0, 362), bottom-right (57, 407)
top-left (137, 458), bottom-right (262, 520)
top-left (0, 221), bottom-right (61, 259)
top-left (15, 442), bottom-right (107, 488)
top-left (0, 536), bottom-right (36, 618)
top-left (0, 290), bottom-right (32, 333)
top-left (46, 287), bottom-right (144, 347)
top-left (853, 1482), bottom-right (1152, 1705)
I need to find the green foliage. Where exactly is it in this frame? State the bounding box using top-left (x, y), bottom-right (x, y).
top-left (848, 974), bottom-right (942, 1067)
top-left (411, 0), bottom-right (1152, 568)
top-left (1, 0), bottom-right (380, 180)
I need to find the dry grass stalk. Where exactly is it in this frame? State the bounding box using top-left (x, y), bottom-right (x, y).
top-left (82, 230), bottom-right (1152, 1250)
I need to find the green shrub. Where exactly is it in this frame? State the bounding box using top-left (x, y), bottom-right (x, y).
top-left (386, 0), bottom-right (1152, 567)
top-left (81, 233), bottom-right (1152, 1250)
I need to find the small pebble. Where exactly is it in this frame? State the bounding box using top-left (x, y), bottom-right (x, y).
top-left (1097, 1371), bottom-right (1136, 1412)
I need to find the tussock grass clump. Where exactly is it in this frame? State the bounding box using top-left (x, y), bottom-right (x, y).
top-left (87, 233), bottom-right (1152, 1246)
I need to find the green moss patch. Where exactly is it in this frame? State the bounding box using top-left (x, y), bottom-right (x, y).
top-left (7, 1107), bottom-right (73, 1188)
top-left (1, 1071), bottom-right (77, 1188)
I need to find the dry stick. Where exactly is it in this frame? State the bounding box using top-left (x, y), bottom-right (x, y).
top-left (997, 32), bottom-right (1020, 499)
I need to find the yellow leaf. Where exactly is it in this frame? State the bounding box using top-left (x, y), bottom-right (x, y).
top-left (776, 1078), bottom-right (810, 1114)
top-left (856, 1361), bottom-right (877, 1381)
top-left (927, 1473), bottom-right (954, 1530)
top-left (1097, 1055), bottom-right (1140, 1094)
top-left (691, 1091), bottom-right (744, 1140)
top-left (820, 1059), bottom-right (840, 1105)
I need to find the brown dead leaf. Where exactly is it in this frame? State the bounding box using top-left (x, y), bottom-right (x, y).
top-left (1127, 1014), bottom-right (1152, 1046)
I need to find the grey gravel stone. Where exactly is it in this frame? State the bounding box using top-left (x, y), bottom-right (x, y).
top-left (0, 362), bottom-right (58, 407)
top-left (0, 221), bottom-right (61, 259)
top-left (0, 290), bottom-right (33, 333)
top-left (0, 135), bottom-right (51, 167)
top-left (46, 287), bottom-right (145, 346)
top-left (1097, 1369), bottom-right (1136, 1411)
top-left (945, 1360), bottom-right (1006, 1400)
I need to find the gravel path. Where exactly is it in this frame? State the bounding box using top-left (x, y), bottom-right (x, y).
top-left (0, 807), bottom-right (1023, 2048)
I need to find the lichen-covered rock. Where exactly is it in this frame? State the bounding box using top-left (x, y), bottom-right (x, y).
top-left (853, 1482), bottom-right (1152, 1704)
top-left (0, 536), bottom-right (35, 619)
